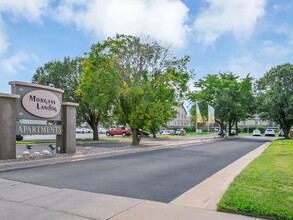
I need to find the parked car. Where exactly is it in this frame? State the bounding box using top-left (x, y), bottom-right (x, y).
top-left (16, 134), bottom-right (23, 141)
top-left (81, 128), bottom-right (93, 133)
top-left (230, 130), bottom-right (236, 135)
top-left (76, 128), bottom-right (83, 133)
top-left (252, 129), bottom-right (261, 136)
top-left (175, 129), bottom-right (186, 135)
top-left (106, 127), bottom-right (132, 137)
top-left (160, 130), bottom-right (175, 135)
top-left (98, 128), bottom-right (107, 134)
top-left (264, 129), bottom-right (275, 136)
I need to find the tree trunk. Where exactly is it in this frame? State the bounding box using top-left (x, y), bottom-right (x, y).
top-left (216, 118), bottom-right (225, 137)
top-left (228, 119), bottom-right (232, 136)
top-left (131, 128), bottom-right (141, 145)
top-left (283, 127), bottom-right (290, 139)
top-left (280, 121), bottom-right (292, 139)
top-left (220, 119), bottom-right (225, 137)
top-left (88, 118), bottom-right (99, 140)
top-left (131, 128), bottom-right (144, 145)
top-left (235, 121), bottom-right (238, 136)
top-left (92, 126), bottom-right (99, 140)
top-left (150, 128), bottom-right (157, 138)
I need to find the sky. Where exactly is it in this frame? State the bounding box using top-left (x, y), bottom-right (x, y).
top-left (0, 0), bottom-right (292, 94)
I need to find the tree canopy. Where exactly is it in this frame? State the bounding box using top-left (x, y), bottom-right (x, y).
top-left (188, 72), bottom-right (253, 136)
top-left (79, 34), bottom-right (193, 144)
top-left (255, 63), bottom-right (293, 139)
top-left (32, 57), bottom-right (102, 140)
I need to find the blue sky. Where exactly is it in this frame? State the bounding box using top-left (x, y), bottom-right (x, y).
top-left (0, 0), bottom-right (292, 94)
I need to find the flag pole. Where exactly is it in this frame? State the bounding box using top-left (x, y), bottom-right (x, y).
top-left (195, 101), bottom-right (197, 135)
top-left (207, 103), bottom-right (209, 133)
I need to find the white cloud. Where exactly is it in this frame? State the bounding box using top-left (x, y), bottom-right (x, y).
top-left (193, 0), bottom-right (267, 45)
top-left (0, 0), bottom-right (49, 55)
top-left (275, 24), bottom-right (293, 47)
top-left (0, 0), bottom-right (46, 74)
top-left (0, 0), bottom-right (48, 22)
top-left (273, 2), bottom-right (293, 12)
top-left (54, 0), bottom-right (190, 48)
top-left (261, 41), bottom-right (291, 58)
top-left (227, 55), bottom-right (270, 79)
top-left (0, 51), bottom-right (38, 75)
top-left (0, 16), bottom-right (9, 54)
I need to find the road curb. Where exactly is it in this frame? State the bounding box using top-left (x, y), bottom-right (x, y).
top-left (170, 140), bottom-right (272, 210)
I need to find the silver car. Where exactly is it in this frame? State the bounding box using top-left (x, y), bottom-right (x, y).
top-left (264, 129), bottom-right (275, 136)
top-left (252, 129), bottom-right (261, 136)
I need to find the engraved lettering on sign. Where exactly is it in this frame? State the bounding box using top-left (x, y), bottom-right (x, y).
top-left (22, 90), bottom-right (61, 118)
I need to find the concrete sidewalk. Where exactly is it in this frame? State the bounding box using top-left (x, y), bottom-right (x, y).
top-left (0, 140), bottom-right (270, 220)
top-left (171, 142), bottom-right (270, 210)
top-left (0, 179), bottom-right (258, 220)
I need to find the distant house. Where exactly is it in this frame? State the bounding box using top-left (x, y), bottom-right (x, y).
top-left (238, 119), bottom-right (269, 127)
top-left (166, 105), bottom-right (189, 128)
top-left (238, 115), bottom-right (277, 129)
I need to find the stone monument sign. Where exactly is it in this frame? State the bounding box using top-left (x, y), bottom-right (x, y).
top-left (0, 81), bottom-right (78, 160)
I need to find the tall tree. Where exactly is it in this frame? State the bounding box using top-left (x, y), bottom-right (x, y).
top-left (225, 75), bottom-right (254, 135)
top-left (77, 43), bottom-right (120, 139)
top-left (32, 57), bottom-right (101, 140)
top-left (188, 73), bottom-right (253, 137)
top-left (83, 34), bottom-right (192, 145)
top-left (256, 63), bottom-right (293, 139)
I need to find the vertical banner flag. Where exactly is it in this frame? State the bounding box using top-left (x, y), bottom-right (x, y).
top-left (208, 105), bottom-right (215, 124)
top-left (196, 102), bottom-right (204, 123)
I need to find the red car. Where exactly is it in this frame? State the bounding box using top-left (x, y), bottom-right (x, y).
top-left (106, 127), bottom-right (132, 137)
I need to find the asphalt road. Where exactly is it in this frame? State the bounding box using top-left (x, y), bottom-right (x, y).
top-left (1, 137), bottom-right (268, 203)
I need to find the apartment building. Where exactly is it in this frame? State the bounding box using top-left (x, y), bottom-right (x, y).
top-left (166, 105), bottom-right (189, 128)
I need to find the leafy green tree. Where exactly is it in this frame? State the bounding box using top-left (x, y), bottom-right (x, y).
top-left (256, 63), bottom-right (293, 139)
top-left (32, 57), bottom-right (81, 103)
top-left (32, 57), bottom-right (101, 140)
top-left (226, 75), bottom-right (254, 135)
top-left (77, 43), bottom-right (120, 139)
top-left (85, 34), bottom-right (192, 144)
top-left (188, 73), bottom-right (253, 137)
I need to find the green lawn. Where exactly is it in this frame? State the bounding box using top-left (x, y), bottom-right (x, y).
top-left (186, 131), bottom-right (217, 136)
top-left (217, 139), bottom-right (293, 220)
top-left (16, 140), bottom-right (56, 144)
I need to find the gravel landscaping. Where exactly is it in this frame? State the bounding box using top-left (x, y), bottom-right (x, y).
top-left (0, 142), bottom-right (160, 164)
top-left (1, 138), bottom-right (217, 165)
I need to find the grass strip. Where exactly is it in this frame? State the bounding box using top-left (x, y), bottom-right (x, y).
top-left (218, 139), bottom-right (293, 219)
top-left (17, 140), bottom-right (56, 144)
